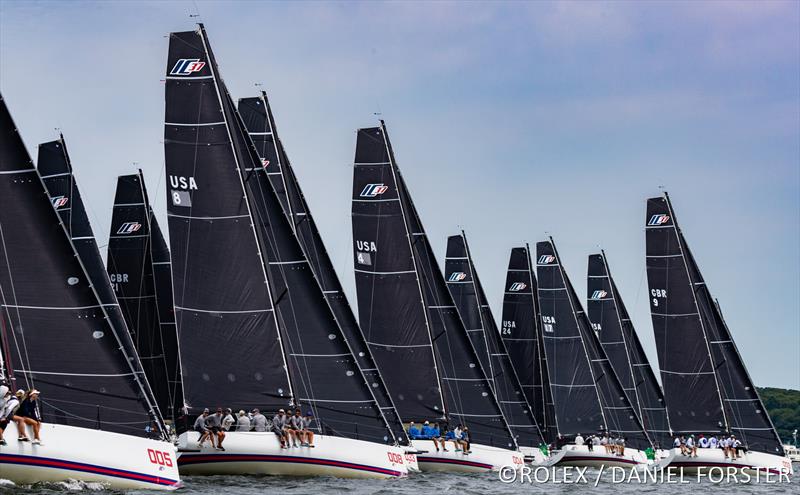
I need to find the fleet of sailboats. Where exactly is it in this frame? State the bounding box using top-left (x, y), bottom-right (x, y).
top-left (0, 22), bottom-right (793, 489)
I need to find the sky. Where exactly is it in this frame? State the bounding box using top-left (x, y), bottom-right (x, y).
top-left (1, 0), bottom-right (798, 390)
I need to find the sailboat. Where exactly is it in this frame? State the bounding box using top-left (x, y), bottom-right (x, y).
top-left (586, 251), bottom-right (672, 450)
top-left (351, 121), bottom-right (524, 472)
top-left (237, 93), bottom-right (417, 470)
top-left (644, 192), bottom-right (792, 474)
top-left (536, 238), bottom-right (654, 467)
top-left (106, 171), bottom-right (183, 427)
top-left (444, 232), bottom-right (547, 462)
top-left (500, 246), bottom-right (559, 446)
top-left (163, 25), bottom-right (408, 478)
top-left (0, 101), bottom-right (180, 489)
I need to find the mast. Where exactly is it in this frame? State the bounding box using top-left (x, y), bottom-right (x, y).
top-left (238, 94), bottom-right (408, 443)
top-left (445, 232), bottom-right (545, 446)
top-left (1, 95), bottom-right (166, 438)
top-left (352, 121), bottom-right (517, 449)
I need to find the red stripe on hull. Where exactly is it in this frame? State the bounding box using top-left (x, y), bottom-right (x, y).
top-left (177, 453), bottom-right (403, 477)
top-left (416, 456), bottom-right (493, 470)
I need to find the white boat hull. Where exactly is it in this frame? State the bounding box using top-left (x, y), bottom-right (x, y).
top-left (547, 444), bottom-right (649, 468)
top-left (0, 422), bottom-right (180, 490)
top-left (661, 447), bottom-right (793, 475)
top-left (412, 439), bottom-right (524, 472)
top-left (176, 431), bottom-right (408, 478)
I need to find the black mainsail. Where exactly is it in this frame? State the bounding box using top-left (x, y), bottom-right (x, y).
top-left (237, 93), bottom-right (407, 444)
top-left (445, 232), bottom-right (544, 447)
top-left (165, 25), bottom-right (397, 444)
top-left (352, 121), bottom-right (517, 449)
top-left (107, 171), bottom-right (183, 424)
top-left (587, 251), bottom-right (672, 448)
top-left (165, 27), bottom-right (293, 415)
top-left (0, 96), bottom-right (166, 438)
top-left (501, 246), bottom-right (558, 443)
top-left (537, 238), bottom-right (651, 450)
top-left (645, 193), bottom-right (783, 455)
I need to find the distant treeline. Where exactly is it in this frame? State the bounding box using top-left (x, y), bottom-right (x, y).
top-left (758, 387), bottom-right (800, 444)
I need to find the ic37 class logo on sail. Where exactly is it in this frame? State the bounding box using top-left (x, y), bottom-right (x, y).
top-left (360, 183), bottom-right (389, 197)
top-left (169, 59), bottom-right (206, 76)
top-left (647, 214), bottom-right (670, 226)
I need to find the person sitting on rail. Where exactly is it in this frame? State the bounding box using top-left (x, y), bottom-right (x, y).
top-left (686, 435), bottom-right (697, 457)
top-left (431, 422), bottom-right (448, 452)
top-left (221, 408), bottom-right (235, 432)
top-left (272, 409), bottom-right (288, 448)
top-left (0, 385), bottom-right (22, 446)
top-left (288, 408), bottom-right (304, 447)
top-left (617, 436), bottom-right (626, 456)
top-left (460, 426), bottom-right (472, 454)
top-left (451, 424), bottom-right (464, 452)
top-left (420, 421), bottom-right (435, 439)
top-left (698, 434), bottom-right (709, 449)
top-left (302, 411), bottom-right (316, 448)
top-left (601, 433), bottom-right (610, 454)
top-left (574, 433), bottom-right (584, 446)
top-left (407, 422), bottom-right (421, 439)
top-left (205, 408), bottom-right (226, 451)
top-left (585, 434), bottom-right (594, 452)
top-left (17, 389), bottom-right (42, 445)
top-left (251, 408), bottom-right (267, 432)
top-left (194, 408), bottom-right (213, 448)
top-left (709, 435), bottom-right (719, 450)
top-left (236, 410), bottom-right (251, 431)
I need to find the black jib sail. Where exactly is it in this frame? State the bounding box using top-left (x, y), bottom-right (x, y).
top-left (645, 193), bottom-right (783, 455)
top-left (166, 25), bottom-right (397, 445)
top-left (501, 246), bottom-right (558, 443)
top-left (537, 238), bottom-right (651, 450)
top-left (164, 27), bottom-right (293, 415)
top-left (587, 251), bottom-right (672, 448)
top-left (0, 97), bottom-right (166, 438)
top-left (445, 232), bottom-right (544, 447)
top-left (107, 171), bottom-right (183, 424)
top-left (237, 93), bottom-right (407, 444)
top-left (352, 121), bottom-right (517, 449)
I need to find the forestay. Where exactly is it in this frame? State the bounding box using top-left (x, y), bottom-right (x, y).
top-left (0, 97), bottom-right (165, 438)
top-left (445, 233), bottom-right (545, 447)
top-left (107, 172), bottom-right (184, 425)
top-left (645, 193), bottom-right (783, 455)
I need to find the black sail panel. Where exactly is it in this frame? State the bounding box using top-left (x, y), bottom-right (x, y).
top-left (164, 28), bottom-right (291, 414)
top-left (588, 252), bottom-right (672, 448)
top-left (445, 234), bottom-right (544, 447)
top-left (1, 95), bottom-right (164, 437)
top-left (351, 126), bottom-right (443, 423)
top-left (238, 94), bottom-right (407, 444)
top-left (647, 194), bottom-right (783, 454)
top-left (501, 247), bottom-right (558, 443)
top-left (645, 196), bottom-right (724, 436)
top-left (107, 172), bottom-right (184, 424)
